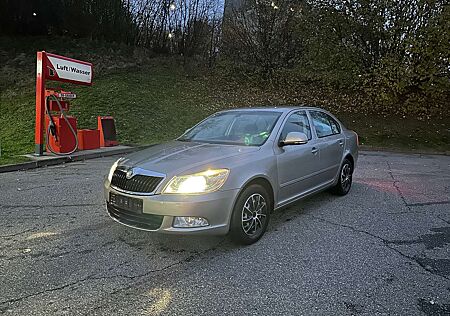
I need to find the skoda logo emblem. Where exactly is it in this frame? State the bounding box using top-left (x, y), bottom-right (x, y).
top-left (126, 168), bottom-right (134, 179)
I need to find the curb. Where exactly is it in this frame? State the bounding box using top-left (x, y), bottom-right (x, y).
top-left (359, 146), bottom-right (450, 156)
top-left (0, 145), bottom-right (150, 174)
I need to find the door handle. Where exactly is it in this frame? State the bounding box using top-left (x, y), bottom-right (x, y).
top-left (311, 147), bottom-right (319, 154)
top-left (338, 139), bottom-right (344, 147)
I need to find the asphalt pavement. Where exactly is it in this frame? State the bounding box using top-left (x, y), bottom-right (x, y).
top-left (0, 151), bottom-right (449, 315)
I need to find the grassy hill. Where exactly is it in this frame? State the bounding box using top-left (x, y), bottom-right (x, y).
top-left (0, 37), bottom-right (449, 165)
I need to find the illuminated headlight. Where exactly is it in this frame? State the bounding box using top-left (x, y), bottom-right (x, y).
top-left (107, 158), bottom-right (122, 182)
top-left (162, 169), bottom-right (229, 194)
top-left (173, 216), bottom-right (209, 228)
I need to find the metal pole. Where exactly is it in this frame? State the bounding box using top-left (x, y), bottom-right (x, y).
top-left (34, 51), bottom-right (46, 155)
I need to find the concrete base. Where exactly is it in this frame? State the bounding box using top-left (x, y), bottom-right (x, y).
top-left (24, 145), bottom-right (134, 161)
top-left (0, 145), bottom-right (150, 173)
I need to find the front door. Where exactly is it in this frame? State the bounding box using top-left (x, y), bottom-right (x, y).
top-left (276, 111), bottom-right (322, 204)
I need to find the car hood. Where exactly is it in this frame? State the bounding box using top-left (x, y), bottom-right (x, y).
top-left (120, 141), bottom-right (260, 176)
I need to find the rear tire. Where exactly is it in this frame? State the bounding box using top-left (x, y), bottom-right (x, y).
top-left (330, 158), bottom-right (353, 196)
top-left (229, 184), bottom-right (272, 245)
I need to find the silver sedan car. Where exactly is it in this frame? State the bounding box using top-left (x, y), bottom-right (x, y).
top-left (104, 107), bottom-right (358, 244)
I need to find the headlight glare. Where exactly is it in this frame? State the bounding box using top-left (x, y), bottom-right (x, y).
top-left (107, 158), bottom-right (122, 182)
top-left (163, 169), bottom-right (229, 194)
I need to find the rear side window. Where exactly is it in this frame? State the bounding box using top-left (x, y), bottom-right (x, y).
top-left (310, 111), bottom-right (341, 138)
top-left (280, 111), bottom-right (312, 140)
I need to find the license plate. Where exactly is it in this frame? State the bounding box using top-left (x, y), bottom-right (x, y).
top-left (109, 192), bottom-right (143, 213)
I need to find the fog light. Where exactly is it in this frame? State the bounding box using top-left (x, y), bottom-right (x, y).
top-left (173, 216), bottom-right (209, 228)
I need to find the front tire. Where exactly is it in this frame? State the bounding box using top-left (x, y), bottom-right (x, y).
top-left (330, 158), bottom-right (353, 196)
top-left (229, 184), bottom-right (272, 245)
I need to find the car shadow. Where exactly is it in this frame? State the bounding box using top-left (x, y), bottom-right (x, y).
top-left (268, 190), bottom-right (335, 231)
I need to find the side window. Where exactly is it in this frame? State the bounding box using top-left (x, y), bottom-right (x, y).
top-left (329, 117), bottom-right (341, 134)
top-left (310, 111), bottom-right (341, 138)
top-left (280, 111), bottom-right (312, 140)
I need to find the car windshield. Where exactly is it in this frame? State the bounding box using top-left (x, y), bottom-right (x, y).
top-left (179, 111), bottom-right (282, 146)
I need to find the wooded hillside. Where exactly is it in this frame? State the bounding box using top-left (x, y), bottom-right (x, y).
top-left (1, 0), bottom-right (449, 117)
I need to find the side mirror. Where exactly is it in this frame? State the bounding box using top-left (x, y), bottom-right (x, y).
top-left (280, 132), bottom-right (309, 146)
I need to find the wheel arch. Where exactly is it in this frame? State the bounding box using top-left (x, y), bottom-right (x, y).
top-left (233, 176), bottom-right (276, 215)
top-left (332, 152), bottom-right (355, 186)
top-left (242, 176), bottom-right (274, 208)
top-left (343, 153), bottom-right (355, 169)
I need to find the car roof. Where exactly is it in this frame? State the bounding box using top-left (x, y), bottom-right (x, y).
top-left (219, 106), bottom-right (326, 114)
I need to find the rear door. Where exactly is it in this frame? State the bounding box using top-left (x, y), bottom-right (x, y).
top-left (275, 110), bottom-right (322, 204)
top-left (309, 110), bottom-right (345, 184)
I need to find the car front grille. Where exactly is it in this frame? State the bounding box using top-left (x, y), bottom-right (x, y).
top-left (111, 169), bottom-right (163, 193)
top-left (107, 203), bottom-right (164, 230)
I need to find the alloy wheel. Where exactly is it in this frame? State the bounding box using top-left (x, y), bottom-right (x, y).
top-left (341, 163), bottom-right (352, 192)
top-left (241, 193), bottom-right (267, 236)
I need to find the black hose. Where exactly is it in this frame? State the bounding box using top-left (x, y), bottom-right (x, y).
top-left (45, 94), bottom-right (78, 156)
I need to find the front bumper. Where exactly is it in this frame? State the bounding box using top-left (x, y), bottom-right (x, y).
top-left (104, 181), bottom-right (239, 235)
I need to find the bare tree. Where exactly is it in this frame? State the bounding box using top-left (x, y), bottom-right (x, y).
top-left (131, 0), bottom-right (223, 62)
top-left (222, 0), bottom-right (301, 74)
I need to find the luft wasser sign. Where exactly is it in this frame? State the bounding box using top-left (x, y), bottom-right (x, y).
top-left (46, 54), bottom-right (92, 85)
